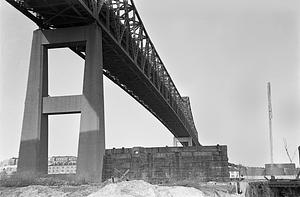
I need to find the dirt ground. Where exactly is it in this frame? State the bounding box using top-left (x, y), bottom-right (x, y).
top-left (0, 180), bottom-right (246, 197)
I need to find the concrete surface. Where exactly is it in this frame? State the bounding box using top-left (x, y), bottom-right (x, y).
top-left (18, 24), bottom-right (105, 182)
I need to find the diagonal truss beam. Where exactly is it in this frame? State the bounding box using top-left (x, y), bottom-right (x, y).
top-left (5, 0), bottom-right (200, 146)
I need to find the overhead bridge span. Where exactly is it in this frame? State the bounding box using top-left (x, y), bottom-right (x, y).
top-left (6, 0), bottom-right (200, 181)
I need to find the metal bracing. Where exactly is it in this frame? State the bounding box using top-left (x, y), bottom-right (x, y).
top-left (6, 0), bottom-right (200, 145)
top-left (99, 0), bottom-right (201, 139)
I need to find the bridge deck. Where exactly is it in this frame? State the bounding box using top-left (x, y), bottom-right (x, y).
top-left (6, 0), bottom-right (200, 146)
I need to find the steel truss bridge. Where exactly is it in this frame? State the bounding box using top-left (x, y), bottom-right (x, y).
top-left (6, 0), bottom-right (200, 146)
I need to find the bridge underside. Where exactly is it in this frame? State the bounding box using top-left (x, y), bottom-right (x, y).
top-left (7, 0), bottom-right (201, 181)
top-left (7, 0), bottom-right (200, 145)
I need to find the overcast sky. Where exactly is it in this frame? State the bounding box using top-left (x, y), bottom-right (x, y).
top-left (0, 0), bottom-right (300, 167)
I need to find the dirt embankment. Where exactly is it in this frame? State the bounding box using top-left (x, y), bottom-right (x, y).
top-left (0, 180), bottom-right (246, 197)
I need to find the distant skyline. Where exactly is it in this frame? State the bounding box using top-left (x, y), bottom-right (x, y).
top-left (1, 0), bottom-right (300, 167)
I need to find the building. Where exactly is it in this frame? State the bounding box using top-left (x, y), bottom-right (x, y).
top-left (0, 158), bottom-right (18, 176)
top-left (48, 156), bottom-right (77, 174)
top-left (242, 167), bottom-right (265, 180)
top-left (0, 157), bottom-right (18, 167)
top-left (0, 156), bottom-right (77, 176)
top-left (265, 163), bottom-right (297, 179)
top-left (228, 164), bottom-right (240, 179)
top-left (231, 163), bottom-right (299, 180)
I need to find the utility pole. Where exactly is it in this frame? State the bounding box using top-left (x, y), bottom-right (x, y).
top-left (267, 82), bottom-right (274, 165)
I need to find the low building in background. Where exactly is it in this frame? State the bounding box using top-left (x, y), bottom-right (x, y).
top-left (230, 163), bottom-right (298, 180)
top-left (265, 163), bottom-right (297, 179)
top-left (48, 156), bottom-right (77, 174)
top-left (228, 163), bottom-right (240, 179)
top-left (0, 157), bottom-right (18, 167)
top-left (242, 166), bottom-right (265, 180)
top-left (0, 157), bottom-right (18, 176)
top-left (0, 156), bottom-right (77, 176)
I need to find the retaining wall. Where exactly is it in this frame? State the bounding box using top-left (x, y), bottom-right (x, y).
top-left (102, 145), bottom-right (229, 183)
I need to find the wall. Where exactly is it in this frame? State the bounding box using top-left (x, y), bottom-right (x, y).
top-left (102, 145), bottom-right (229, 183)
top-left (265, 163), bottom-right (296, 176)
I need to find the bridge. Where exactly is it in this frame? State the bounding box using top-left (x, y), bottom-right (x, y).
top-left (6, 0), bottom-right (200, 181)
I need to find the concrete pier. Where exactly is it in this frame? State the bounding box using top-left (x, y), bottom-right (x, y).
top-left (173, 137), bottom-right (193, 146)
top-left (17, 24), bottom-right (105, 182)
top-left (103, 146), bottom-right (229, 183)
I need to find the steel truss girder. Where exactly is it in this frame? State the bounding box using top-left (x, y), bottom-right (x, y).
top-left (93, 0), bottom-right (200, 139)
top-left (5, 0), bottom-right (200, 145)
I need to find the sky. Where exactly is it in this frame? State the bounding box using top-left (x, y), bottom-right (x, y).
top-left (0, 0), bottom-right (300, 167)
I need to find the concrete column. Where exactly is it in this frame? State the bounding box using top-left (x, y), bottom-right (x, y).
top-left (17, 24), bottom-right (105, 181)
top-left (173, 137), bottom-right (178, 146)
top-left (176, 137), bottom-right (193, 147)
top-left (76, 25), bottom-right (105, 182)
top-left (17, 30), bottom-right (49, 175)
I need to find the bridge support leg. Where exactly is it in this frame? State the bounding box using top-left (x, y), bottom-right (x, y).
top-left (76, 25), bottom-right (105, 182)
top-left (17, 30), bottom-right (49, 175)
top-left (17, 24), bottom-right (105, 182)
top-left (174, 137), bottom-right (193, 147)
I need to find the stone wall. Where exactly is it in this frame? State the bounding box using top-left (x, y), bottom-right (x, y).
top-left (102, 145), bottom-right (229, 183)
